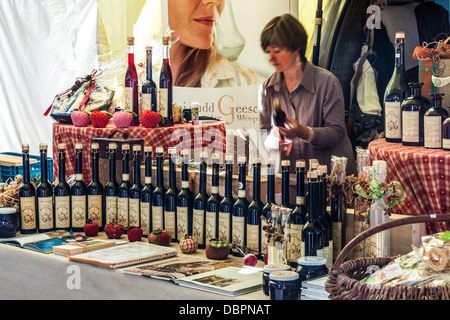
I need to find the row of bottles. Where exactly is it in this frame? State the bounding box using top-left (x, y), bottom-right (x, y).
top-left (125, 36), bottom-right (173, 126)
top-left (384, 31), bottom-right (450, 150)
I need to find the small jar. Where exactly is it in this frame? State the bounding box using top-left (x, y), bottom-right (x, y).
top-left (262, 264), bottom-right (291, 296)
top-left (269, 271), bottom-right (300, 300)
top-left (295, 256), bottom-right (328, 290)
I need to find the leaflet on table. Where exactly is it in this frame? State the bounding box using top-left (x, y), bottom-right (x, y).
top-left (0, 230), bottom-right (71, 253)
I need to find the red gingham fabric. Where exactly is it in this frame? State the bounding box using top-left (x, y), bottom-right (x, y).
top-left (52, 121), bottom-right (226, 186)
top-left (369, 138), bottom-right (450, 234)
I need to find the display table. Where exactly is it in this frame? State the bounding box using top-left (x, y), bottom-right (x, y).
top-left (52, 121), bottom-right (226, 185)
top-left (0, 232), bottom-right (268, 300)
top-left (368, 139), bottom-right (450, 234)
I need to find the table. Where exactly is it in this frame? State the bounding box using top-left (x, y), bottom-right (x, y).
top-left (52, 121), bottom-right (226, 185)
top-left (368, 139), bottom-right (450, 234)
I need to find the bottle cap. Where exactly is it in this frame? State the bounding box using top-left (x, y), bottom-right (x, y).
top-left (75, 143), bottom-right (83, 150)
top-left (212, 152), bottom-right (221, 162)
top-left (319, 164), bottom-right (327, 175)
top-left (252, 158), bottom-right (261, 164)
top-left (39, 143), bottom-right (48, 150)
top-left (308, 170), bottom-right (318, 179)
top-left (297, 256), bottom-right (327, 266)
top-left (122, 144), bottom-right (130, 151)
top-left (144, 146), bottom-right (152, 153)
top-left (133, 145), bottom-right (141, 152)
top-left (109, 143), bottom-right (117, 149)
top-left (263, 264), bottom-right (291, 273)
top-left (22, 144), bottom-right (29, 151)
top-left (269, 271), bottom-right (299, 282)
top-left (309, 159), bottom-right (319, 169)
top-left (225, 154), bottom-right (234, 163)
top-left (395, 31), bottom-right (405, 39)
top-left (58, 143), bottom-right (66, 150)
top-left (162, 36), bottom-right (170, 45)
top-left (168, 147), bottom-right (176, 155)
top-left (145, 46), bottom-right (152, 51)
top-left (281, 160), bottom-right (290, 167)
top-left (238, 156), bottom-right (246, 164)
top-left (296, 159), bottom-right (306, 168)
top-left (91, 143), bottom-right (99, 150)
top-left (156, 147), bottom-right (164, 154)
top-left (127, 36), bottom-right (135, 44)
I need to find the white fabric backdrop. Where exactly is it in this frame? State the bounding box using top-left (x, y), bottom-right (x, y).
top-left (0, 0), bottom-right (99, 158)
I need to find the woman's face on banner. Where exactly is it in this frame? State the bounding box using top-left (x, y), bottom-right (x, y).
top-left (168, 0), bottom-right (225, 50)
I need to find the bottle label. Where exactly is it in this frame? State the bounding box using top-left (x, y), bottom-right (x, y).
top-left (20, 196), bottom-right (36, 230)
top-left (290, 223), bottom-right (303, 262)
top-left (87, 195), bottom-right (102, 226)
top-left (238, 190), bottom-right (246, 198)
top-left (142, 93), bottom-right (152, 113)
top-left (76, 174), bottom-right (83, 181)
top-left (125, 87), bottom-right (133, 111)
top-left (38, 197), bottom-right (54, 230)
top-left (424, 116), bottom-right (442, 148)
top-left (182, 181), bottom-right (189, 189)
top-left (177, 207), bottom-right (188, 240)
top-left (211, 186), bottom-right (219, 194)
top-left (232, 216), bottom-right (245, 247)
top-left (205, 210), bottom-right (217, 241)
top-left (246, 224), bottom-right (259, 252)
top-left (192, 209), bottom-right (205, 245)
top-left (117, 197), bottom-right (129, 227)
top-left (443, 138), bottom-right (450, 150)
top-left (385, 101), bottom-right (402, 139)
top-left (152, 205), bottom-right (163, 230)
top-left (261, 218), bottom-right (269, 255)
top-left (140, 201), bottom-right (150, 235)
top-left (122, 174), bottom-right (129, 181)
top-left (55, 196), bottom-right (70, 229)
top-left (129, 198), bottom-right (140, 227)
top-left (218, 212), bottom-right (230, 243)
top-left (145, 177), bottom-right (152, 185)
top-left (164, 210), bottom-right (176, 240)
top-left (71, 195), bottom-right (86, 229)
top-left (402, 111), bottom-right (419, 143)
top-left (296, 196), bottom-right (305, 206)
top-left (332, 222), bottom-right (343, 261)
top-left (159, 88), bottom-right (168, 118)
top-left (105, 196), bottom-right (118, 225)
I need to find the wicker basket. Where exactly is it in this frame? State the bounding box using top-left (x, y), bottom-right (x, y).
top-left (325, 214), bottom-right (450, 300)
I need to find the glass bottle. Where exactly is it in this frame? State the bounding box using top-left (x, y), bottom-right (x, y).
top-left (159, 35), bottom-right (173, 126)
top-left (141, 46), bottom-right (157, 115)
top-left (319, 164), bottom-right (333, 268)
top-left (177, 149), bottom-right (194, 241)
top-left (165, 147), bottom-right (178, 241)
top-left (19, 144), bottom-right (37, 234)
top-left (384, 31), bottom-right (410, 143)
top-left (316, 165), bottom-right (330, 264)
top-left (261, 158), bottom-right (276, 256)
top-left (125, 36), bottom-right (139, 126)
top-left (152, 147), bottom-right (165, 231)
top-left (141, 147), bottom-right (153, 237)
top-left (302, 170), bottom-right (323, 257)
top-left (443, 114), bottom-right (450, 151)
top-left (205, 153), bottom-right (222, 243)
top-left (193, 152), bottom-right (209, 248)
top-left (87, 143), bottom-right (104, 230)
top-left (247, 158), bottom-right (264, 256)
top-left (129, 145), bottom-right (142, 228)
top-left (219, 154), bottom-right (235, 244)
top-left (71, 143), bottom-right (87, 232)
top-left (118, 144), bottom-right (131, 229)
top-left (54, 143), bottom-right (71, 231)
top-left (105, 143), bottom-right (119, 225)
top-left (36, 143), bottom-right (54, 233)
top-left (424, 93), bottom-right (448, 149)
top-left (231, 156), bottom-right (248, 255)
top-left (330, 156), bottom-right (347, 262)
top-left (401, 82), bottom-right (430, 146)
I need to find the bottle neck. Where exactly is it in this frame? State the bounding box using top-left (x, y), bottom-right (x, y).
top-left (122, 152), bottom-right (130, 178)
top-left (40, 150), bottom-right (48, 181)
top-left (199, 161), bottom-right (206, 193)
top-left (163, 44), bottom-right (169, 64)
top-left (75, 149), bottom-right (83, 177)
top-left (282, 166), bottom-right (290, 205)
top-left (267, 169), bottom-right (275, 203)
top-left (59, 150), bottom-right (66, 182)
top-left (411, 86), bottom-right (422, 97)
top-left (169, 155), bottom-right (176, 188)
top-left (212, 163), bottom-right (219, 190)
top-left (297, 168), bottom-right (305, 202)
top-left (146, 49), bottom-right (153, 81)
top-left (134, 153), bottom-right (141, 184)
top-left (144, 153), bottom-right (152, 181)
top-left (253, 165), bottom-right (261, 201)
top-left (128, 45), bottom-right (135, 66)
top-left (92, 150), bottom-right (99, 182)
top-left (225, 163), bottom-right (232, 197)
top-left (109, 151), bottom-right (116, 182)
top-left (157, 154), bottom-right (163, 187)
top-left (431, 99), bottom-right (443, 110)
top-left (22, 152), bottom-right (30, 183)
top-left (238, 163), bottom-right (246, 198)
top-left (308, 179), bottom-right (318, 222)
top-left (395, 41), bottom-right (405, 71)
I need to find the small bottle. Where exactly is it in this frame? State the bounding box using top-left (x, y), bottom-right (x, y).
top-left (262, 264), bottom-right (291, 296)
top-left (152, 147), bottom-right (165, 231)
top-left (118, 144), bottom-right (131, 229)
top-left (261, 158), bottom-right (276, 256)
top-left (140, 147), bottom-right (153, 237)
top-left (219, 154), bottom-right (235, 244)
top-left (193, 152), bottom-right (209, 248)
top-left (424, 93), bottom-right (448, 149)
top-left (105, 143), bottom-right (119, 225)
top-left (231, 156), bottom-right (248, 254)
top-left (316, 165), bottom-right (330, 265)
top-left (87, 143), bottom-right (104, 230)
top-left (37, 143), bottom-right (54, 233)
top-left (125, 36), bottom-right (139, 126)
top-left (54, 144), bottom-right (71, 231)
top-left (247, 158), bottom-right (264, 255)
top-left (71, 143), bottom-right (87, 232)
top-left (159, 35), bottom-right (173, 126)
top-left (177, 149), bottom-right (194, 240)
top-left (165, 147), bottom-right (178, 241)
top-left (19, 144), bottom-right (37, 234)
top-left (443, 114), bottom-right (450, 151)
top-left (401, 82), bottom-right (430, 146)
top-left (319, 164), bottom-right (333, 268)
top-left (302, 170), bottom-right (323, 257)
top-left (384, 31), bottom-right (410, 143)
top-left (269, 271), bottom-right (300, 300)
top-left (205, 152), bottom-right (222, 243)
top-left (330, 156), bottom-right (347, 262)
top-left (141, 46), bottom-right (158, 114)
top-left (129, 145), bottom-right (142, 228)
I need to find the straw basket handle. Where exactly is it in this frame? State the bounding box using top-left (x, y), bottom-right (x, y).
top-left (331, 214), bottom-right (450, 273)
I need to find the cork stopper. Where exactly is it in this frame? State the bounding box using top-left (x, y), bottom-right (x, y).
top-left (109, 143), bottom-right (117, 149)
top-left (395, 31), bottom-right (405, 39)
top-left (75, 143), bottom-right (83, 150)
top-left (238, 156), bottom-right (246, 164)
top-left (39, 143), bottom-right (48, 150)
top-left (296, 159), bottom-right (306, 168)
top-left (281, 160), bottom-right (290, 167)
top-left (144, 146), bottom-right (152, 153)
top-left (127, 36), bottom-right (135, 45)
top-left (22, 144), bottom-right (29, 151)
top-left (145, 45), bottom-right (152, 51)
top-left (133, 145), bottom-right (141, 153)
top-left (162, 36), bottom-right (170, 45)
top-left (58, 143), bottom-right (66, 150)
top-left (91, 143), bottom-right (99, 150)
top-left (156, 147), bottom-right (164, 154)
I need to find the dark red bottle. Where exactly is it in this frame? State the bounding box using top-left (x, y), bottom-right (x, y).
top-left (125, 36), bottom-right (139, 126)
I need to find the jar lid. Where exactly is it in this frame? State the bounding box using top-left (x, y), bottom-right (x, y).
top-left (269, 271), bottom-right (299, 281)
top-left (0, 208), bottom-right (17, 214)
top-left (297, 256), bottom-right (327, 266)
top-left (263, 264), bottom-right (291, 273)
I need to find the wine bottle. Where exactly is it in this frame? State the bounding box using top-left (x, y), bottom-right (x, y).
top-left (424, 93), bottom-right (448, 149)
top-left (165, 147), bottom-right (178, 241)
top-left (125, 36), bottom-right (139, 126)
top-left (19, 144), bottom-right (37, 234)
top-left (401, 82), bottom-right (430, 146)
top-left (247, 158), bottom-right (264, 255)
top-left (177, 149), bottom-right (193, 241)
top-left (330, 156), bottom-right (347, 262)
top-left (384, 31), bottom-right (410, 143)
top-left (54, 143), bottom-right (71, 231)
top-left (316, 165), bottom-right (330, 264)
top-left (152, 147), bottom-right (165, 231)
top-left (261, 157), bottom-right (275, 256)
top-left (288, 159), bottom-right (307, 266)
top-left (232, 156), bottom-right (249, 254)
top-left (87, 143), bottom-right (104, 230)
top-left (205, 152), bottom-right (222, 243)
top-left (36, 143), bottom-right (54, 233)
top-left (443, 114), bottom-right (450, 151)
top-left (71, 143), bottom-right (87, 232)
top-left (141, 147), bottom-right (154, 237)
top-left (280, 160), bottom-right (292, 228)
top-left (105, 143), bottom-right (119, 225)
top-left (141, 45), bottom-right (158, 115)
top-left (193, 152), bottom-right (209, 248)
top-left (129, 145), bottom-right (142, 228)
top-left (274, 97), bottom-right (286, 141)
top-left (319, 164), bottom-right (333, 268)
top-left (159, 35), bottom-right (173, 126)
top-left (218, 154), bottom-right (235, 244)
top-left (301, 170), bottom-right (323, 257)
top-left (118, 144), bottom-right (131, 229)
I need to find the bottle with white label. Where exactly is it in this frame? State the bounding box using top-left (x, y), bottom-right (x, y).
top-left (316, 165), bottom-right (330, 266)
top-left (401, 82), bottom-right (430, 146)
top-left (330, 156), bottom-right (347, 262)
top-left (319, 164), bottom-right (333, 268)
top-left (261, 157), bottom-right (275, 256)
top-left (424, 93), bottom-right (448, 149)
top-left (105, 143), bottom-right (119, 225)
top-left (231, 156), bottom-right (249, 255)
top-left (54, 143), bottom-right (71, 231)
top-left (125, 36), bottom-right (139, 126)
top-left (193, 152), bottom-right (209, 248)
top-left (205, 153), bottom-right (222, 243)
top-left (129, 145), bottom-right (142, 228)
top-left (443, 114), bottom-right (450, 151)
top-left (37, 143), bottom-right (54, 233)
top-left (71, 143), bottom-right (87, 232)
top-left (218, 154), bottom-right (235, 244)
top-left (159, 35), bottom-right (173, 126)
top-left (165, 147), bottom-right (178, 241)
top-left (19, 144), bottom-right (37, 234)
top-left (118, 144), bottom-right (131, 230)
top-left (177, 149), bottom-right (193, 241)
top-left (141, 147), bottom-right (153, 237)
top-left (141, 46), bottom-right (157, 116)
top-left (152, 147), bottom-right (165, 231)
top-left (384, 31), bottom-right (410, 143)
top-left (88, 143), bottom-right (104, 230)
top-left (247, 158), bottom-right (264, 256)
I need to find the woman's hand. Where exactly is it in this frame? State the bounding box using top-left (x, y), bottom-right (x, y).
top-left (278, 117), bottom-right (310, 141)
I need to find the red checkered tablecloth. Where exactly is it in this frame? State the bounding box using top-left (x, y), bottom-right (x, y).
top-left (369, 138), bottom-right (450, 234)
top-left (52, 121), bottom-right (226, 185)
